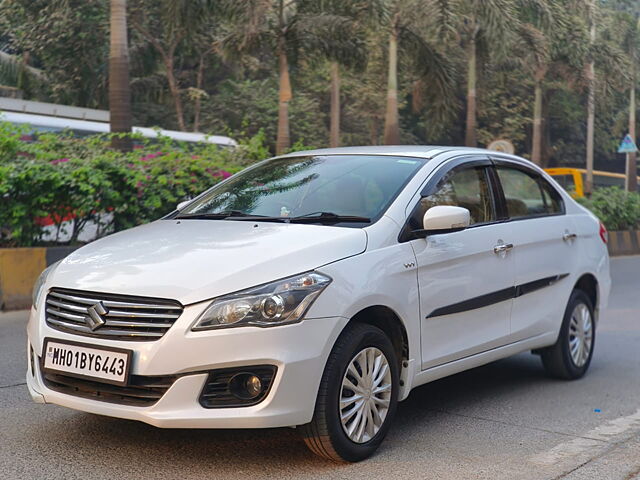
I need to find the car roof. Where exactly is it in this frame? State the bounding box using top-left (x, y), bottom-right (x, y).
top-left (277, 145), bottom-right (493, 160)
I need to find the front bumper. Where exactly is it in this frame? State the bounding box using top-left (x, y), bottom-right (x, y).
top-left (26, 303), bottom-right (347, 429)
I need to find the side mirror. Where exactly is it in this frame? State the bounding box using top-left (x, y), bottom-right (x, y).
top-left (176, 200), bottom-right (190, 211)
top-left (414, 205), bottom-right (470, 238)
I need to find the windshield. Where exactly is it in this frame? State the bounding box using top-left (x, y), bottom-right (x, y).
top-left (178, 155), bottom-right (426, 225)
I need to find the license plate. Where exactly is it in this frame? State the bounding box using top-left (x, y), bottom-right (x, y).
top-left (42, 338), bottom-right (132, 386)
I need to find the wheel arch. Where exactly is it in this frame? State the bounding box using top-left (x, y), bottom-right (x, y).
top-left (346, 305), bottom-right (409, 368)
top-left (574, 273), bottom-right (598, 313)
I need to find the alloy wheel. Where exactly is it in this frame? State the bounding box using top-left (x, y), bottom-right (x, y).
top-left (339, 347), bottom-right (393, 444)
top-left (568, 303), bottom-right (593, 367)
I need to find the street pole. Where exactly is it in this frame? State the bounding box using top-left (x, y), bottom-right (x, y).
top-left (627, 83), bottom-right (637, 191)
top-left (585, 0), bottom-right (597, 196)
top-left (627, 38), bottom-right (638, 192)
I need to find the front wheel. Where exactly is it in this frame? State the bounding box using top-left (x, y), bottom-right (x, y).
top-left (540, 289), bottom-right (596, 380)
top-left (299, 323), bottom-right (399, 462)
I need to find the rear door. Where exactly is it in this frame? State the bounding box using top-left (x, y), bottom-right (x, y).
top-left (491, 159), bottom-right (578, 341)
top-left (405, 157), bottom-right (516, 370)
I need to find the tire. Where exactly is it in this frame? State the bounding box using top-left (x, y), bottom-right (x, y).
top-left (540, 289), bottom-right (596, 380)
top-left (299, 323), bottom-right (399, 462)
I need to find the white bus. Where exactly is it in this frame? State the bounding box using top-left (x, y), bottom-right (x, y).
top-left (0, 97), bottom-right (237, 148)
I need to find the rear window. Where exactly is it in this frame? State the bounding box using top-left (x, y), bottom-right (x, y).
top-left (497, 167), bottom-right (564, 218)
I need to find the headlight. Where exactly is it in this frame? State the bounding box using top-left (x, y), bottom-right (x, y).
top-left (191, 272), bottom-right (331, 331)
top-left (32, 261), bottom-right (59, 310)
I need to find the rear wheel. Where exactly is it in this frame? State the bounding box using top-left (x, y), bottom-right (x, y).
top-left (540, 290), bottom-right (595, 380)
top-left (300, 323), bottom-right (399, 462)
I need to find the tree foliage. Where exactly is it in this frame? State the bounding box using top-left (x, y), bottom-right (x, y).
top-left (0, 0), bottom-right (637, 169)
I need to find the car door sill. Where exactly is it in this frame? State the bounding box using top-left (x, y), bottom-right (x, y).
top-left (412, 331), bottom-right (557, 389)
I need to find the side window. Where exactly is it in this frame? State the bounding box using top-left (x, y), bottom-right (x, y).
top-left (496, 167), bottom-right (563, 218)
top-left (416, 167), bottom-right (496, 226)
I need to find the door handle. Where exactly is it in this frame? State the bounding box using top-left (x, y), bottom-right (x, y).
top-left (493, 243), bottom-right (514, 254)
top-left (562, 233), bottom-right (577, 242)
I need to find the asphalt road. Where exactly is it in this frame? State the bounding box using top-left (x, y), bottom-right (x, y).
top-left (1, 257), bottom-right (639, 480)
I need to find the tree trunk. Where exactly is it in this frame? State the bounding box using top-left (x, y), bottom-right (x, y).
top-left (541, 89), bottom-right (552, 168)
top-left (531, 80), bottom-right (543, 166)
top-left (369, 117), bottom-right (379, 145)
top-left (627, 64), bottom-right (637, 192)
top-left (329, 61), bottom-right (341, 148)
top-left (276, 34), bottom-right (292, 155)
top-left (585, 61), bottom-right (595, 194)
top-left (108, 0), bottom-right (132, 152)
top-left (465, 36), bottom-right (478, 147)
top-left (383, 30), bottom-right (400, 145)
top-left (164, 55), bottom-right (186, 132)
top-left (585, 2), bottom-right (596, 195)
top-left (193, 54), bottom-right (205, 132)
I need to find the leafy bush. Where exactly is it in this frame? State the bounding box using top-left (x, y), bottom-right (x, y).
top-left (577, 187), bottom-right (640, 231)
top-left (0, 123), bottom-right (287, 247)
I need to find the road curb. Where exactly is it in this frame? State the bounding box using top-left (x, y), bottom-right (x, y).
top-left (608, 231), bottom-right (640, 256)
top-left (0, 246), bottom-right (77, 311)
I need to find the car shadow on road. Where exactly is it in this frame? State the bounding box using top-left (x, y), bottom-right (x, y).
top-left (38, 352), bottom-right (559, 472)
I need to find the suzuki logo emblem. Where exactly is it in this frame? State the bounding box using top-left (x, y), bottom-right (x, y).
top-left (85, 302), bottom-right (108, 331)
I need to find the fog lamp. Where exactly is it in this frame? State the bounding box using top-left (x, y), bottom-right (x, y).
top-left (245, 375), bottom-right (263, 398)
top-left (230, 372), bottom-right (264, 400)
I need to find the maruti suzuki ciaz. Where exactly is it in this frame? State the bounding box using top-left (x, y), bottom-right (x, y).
top-left (27, 146), bottom-right (611, 462)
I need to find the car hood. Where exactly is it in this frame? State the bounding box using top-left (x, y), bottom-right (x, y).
top-left (50, 219), bottom-right (367, 305)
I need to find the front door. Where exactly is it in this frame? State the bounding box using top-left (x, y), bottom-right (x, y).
top-left (408, 160), bottom-right (515, 370)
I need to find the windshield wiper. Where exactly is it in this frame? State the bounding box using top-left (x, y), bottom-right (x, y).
top-left (175, 210), bottom-right (371, 224)
top-left (175, 210), bottom-right (263, 220)
top-left (287, 212), bottom-right (371, 224)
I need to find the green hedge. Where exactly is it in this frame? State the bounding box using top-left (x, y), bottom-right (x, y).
top-left (0, 123), bottom-right (274, 247)
top-left (577, 187), bottom-right (640, 231)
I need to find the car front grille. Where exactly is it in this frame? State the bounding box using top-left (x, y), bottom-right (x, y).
top-left (45, 288), bottom-right (183, 341)
top-left (42, 369), bottom-right (177, 407)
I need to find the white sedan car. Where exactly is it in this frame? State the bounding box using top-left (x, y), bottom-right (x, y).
top-left (27, 146), bottom-right (611, 462)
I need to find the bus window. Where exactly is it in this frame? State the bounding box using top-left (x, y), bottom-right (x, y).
top-left (593, 173), bottom-right (625, 189)
top-left (551, 174), bottom-right (575, 191)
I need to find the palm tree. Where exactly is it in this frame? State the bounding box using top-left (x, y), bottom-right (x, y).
top-left (585, 0), bottom-right (597, 194)
top-left (622, 14), bottom-right (639, 191)
top-left (221, 0), bottom-right (292, 154)
top-left (515, 0), bottom-right (566, 165)
top-left (130, 0), bottom-right (218, 132)
top-left (582, 2), bottom-right (630, 192)
top-left (458, 0), bottom-right (518, 147)
top-left (514, 1), bottom-right (626, 169)
top-left (381, 0), bottom-right (457, 145)
top-left (109, 0), bottom-right (133, 152)
top-left (523, 27), bottom-right (548, 166)
top-left (222, 0), bottom-right (370, 154)
top-left (298, 0), bottom-right (377, 147)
